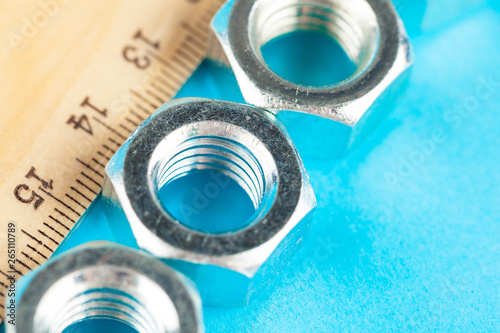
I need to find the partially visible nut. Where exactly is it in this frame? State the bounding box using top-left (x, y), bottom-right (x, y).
top-left (9, 241), bottom-right (203, 333)
top-left (210, 0), bottom-right (413, 157)
top-left (103, 98), bottom-right (316, 306)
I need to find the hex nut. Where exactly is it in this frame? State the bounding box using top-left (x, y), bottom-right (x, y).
top-left (210, 0), bottom-right (414, 157)
top-left (8, 241), bottom-right (203, 333)
top-left (102, 98), bottom-right (316, 306)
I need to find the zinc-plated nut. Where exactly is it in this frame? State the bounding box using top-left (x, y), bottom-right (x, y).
top-left (210, 0), bottom-right (414, 156)
top-left (8, 241), bottom-right (203, 333)
top-left (102, 98), bottom-right (316, 306)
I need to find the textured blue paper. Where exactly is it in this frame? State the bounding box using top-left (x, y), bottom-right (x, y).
top-left (7, 1), bottom-right (500, 332)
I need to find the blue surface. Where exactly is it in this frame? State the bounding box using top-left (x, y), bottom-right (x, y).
top-left (9, 1), bottom-right (500, 332)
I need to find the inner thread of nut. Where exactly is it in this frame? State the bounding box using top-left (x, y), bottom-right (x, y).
top-left (34, 265), bottom-right (180, 333)
top-left (150, 121), bottom-right (278, 233)
top-left (249, 0), bottom-right (380, 84)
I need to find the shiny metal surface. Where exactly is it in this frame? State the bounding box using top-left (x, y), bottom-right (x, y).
top-left (8, 242), bottom-right (203, 333)
top-left (102, 98), bottom-right (316, 306)
top-left (210, 0), bottom-right (413, 138)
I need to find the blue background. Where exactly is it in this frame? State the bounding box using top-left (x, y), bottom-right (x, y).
top-left (8, 0), bottom-right (500, 332)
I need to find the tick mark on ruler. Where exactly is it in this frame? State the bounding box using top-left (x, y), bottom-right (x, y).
top-left (26, 244), bottom-right (48, 260)
top-left (76, 159), bottom-right (104, 178)
top-left (181, 22), bottom-right (208, 39)
top-left (133, 103), bottom-right (152, 116)
top-left (154, 75), bottom-right (178, 93)
top-left (76, 179), bottom-right (99, 196)
top-left (182, 41), bottom-right (204, 58)
top-left (22, 229), bottom-right (42, 244)
top-left (108, 138), bottom-right (122, 147)
top-left (128, 109), bottom-right (145, 120)
top-left (145, 89), bottom-right (166, 105)
top-left (102, 144), bottom-right (116, 154)
top-left (92, 117), bottom-right (127, 140)
top-left (70, 186), bottom-right (93, 202)
top-left (48, 215), bottom-right (70, 230)
top-left (176, 49), bottom-right (197, 64)
top-left (16, 259), bottom-right (32, 271)
top-left (21, 252), bottom-right (41, 266)
top-left (38, 229), bottom-right (60, 245)
top-left (65, 193), bottom-right (88, 210)
top-left (172, 56), bottom-right (192, 73)
top-left (119, 123), bottom-right (134, 133)
top-left (54, 208), bottom-right (76, 223)
top-left (43, 223), bottom-right (65, 238)
top-left (91, 158), bottom-right (106, 169)
top-left (130, 90), bottom-right (159, 109)
top-left (125, 116), bottom-right (140, 127)
top-left (97, 151), bottom-right (110, 161)
top-left (39, 188), bottom-right (82, 217)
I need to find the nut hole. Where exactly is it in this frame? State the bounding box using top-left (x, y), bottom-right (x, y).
top-left (62, 319), bottom-right (139, 333)
top-left (249, 0), bottom-right (380, 86)
top-left (34, 265), bottom-right (180, 333)
top-left (150, 121), bottom-right (278, 234)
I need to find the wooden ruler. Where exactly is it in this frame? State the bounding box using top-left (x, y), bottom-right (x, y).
top-left (0, 0), bottom-right (224, 323)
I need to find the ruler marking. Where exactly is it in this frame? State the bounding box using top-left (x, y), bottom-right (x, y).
top-left (97, 151), bottom-right (110, 161)
top-left (75, 158), bottom-right (104, 178)
top-left (38, 230), bottom-right (60, 245)
top-left (39, 188), bottom-right (82, 217)
top-left (70, 186), bottom-right (93, 202)
top-left (54, 208), bottom-right (76, 224)
top-left (21, 229), bottom-right (43, 245)
top-left (92, 117), bottom-right (128, 140)
top-left (76, 178), bottom-right (100, 195)
top-left (185, 35), bottom-right (205, 52)
top-left (172, 55), bottom-right (192, 74)
top-left (48, 215), bottom-right (70, 230)
top-left (21, 251), bottom-right (41, 266)
top-left (16, 259), bottom-right (32, 271)
top-left (134, 103), bottom-right (152, 115)
top-left (0, 291), bottom-right (4, 298)
top-left (128, 108), bottom-right (145, 120)
top-left (130, 90), bottom-right (159, 109)
top-left (65, 193), bottom-right (88, 210)
top-left (26, 244), bottom-right (48, 260)
top-left (145, 89), bottom-right (167, 105)
top-left (154, 74), bottom-right (181, 93)
top-left (176, 48), bottom-right (198, 64)
top-left (43, 244), bottom-right (54, 253)
top-left (108, 137), bottom-right (122, 148)
top-left (119, 123), bottom-right (134, 133)
top-left (0, 303), bottom-right (4, 310)
top-left (43, 222), bottom-right (65, 238)
top-left (125, 116), bottom-right (140, 127)
top-left (102, 144), bottom-right (116, 154)
top-left (148, 51), bottom-right (188, 79)
top-left (181, 22), bottom-right (208, 40)
top-left (182, 40), bottom-right (204, 58)
top-left (150, 80), bottom-right (174, 97)
top-left (158, 67), bottom-right (184, 86)
top-left (91, 158), bottom-right (106, 169)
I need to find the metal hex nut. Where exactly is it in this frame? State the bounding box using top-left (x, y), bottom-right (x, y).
top-left (210, 0), bottom-right (414, 157)
top-left (8, 241), bottom-right (203, 333)
top-left (103, 98), bottom-right (316, 306)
